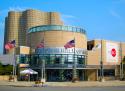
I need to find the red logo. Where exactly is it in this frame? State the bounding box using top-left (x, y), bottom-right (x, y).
top-left (111, 48), bottom-right (116, 57)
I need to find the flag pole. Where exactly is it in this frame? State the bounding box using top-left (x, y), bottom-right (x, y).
top-left (43, 32), bottom-right (46, 83)
top-left (12, 49), bottom-right (15, 80)
top-left (5, 41), bottom-right (16, 81)
top-left (14, 47), bottom-right (17, 81)
top-left (73, 37), bottom-right (77, 81)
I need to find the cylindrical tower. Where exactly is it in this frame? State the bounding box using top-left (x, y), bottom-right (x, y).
top-left (27, 25), bottom-right (87, 50)
top-left (5, 11), bottom-right (21, 54)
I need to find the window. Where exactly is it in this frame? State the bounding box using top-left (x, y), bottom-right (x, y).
top-left (33, 28), bottom-right (36, 32)
top-left (27, 25), bottom-right (86, 35)
top-left (20, 55), bottom-right (25, 63)
top-left (50, 55), bottom-right (55, 64)
top-left (72, 27), bottom-right (76, 32)
top-left (39, 55), bottom-right (44, 65)
top-left (103, 69), bottom-right (115, 76)
top-left (68, 26), bottom-right (72, 31)
top-left (33, 55), bottom-right (39, 66)
top-left (61, 55), bottom-right (67, 64)
top-left (76, 28), bottom-right (80, 32)
top-left (62, 26), bottom-right (67, 30)
top-left (37, 27), bottom-right (41, 32)
top-left (77, 56), bottom-right (84, 64)
top-left (44, 55), bottom-right (50, 64)
top-left (98, 69), bottom-right (115, 76)
top-left (20, 55), bottom-right (29, 64)
top-left (87, 44), bottom-right (94, 50)
top-left (49, 26), bottom-right (55, 30)
top-left (55, 55), bottom-right (61, 64)
top-left (68, 55), bottom-right (73, 62)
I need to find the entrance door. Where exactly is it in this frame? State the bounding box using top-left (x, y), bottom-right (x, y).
top-left (77, 70), bottom-right (86, 81)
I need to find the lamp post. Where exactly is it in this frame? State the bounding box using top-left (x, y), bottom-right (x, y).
top-left (100, 39), bottom-right (104, 82)
top-left (41, 32), bottom-right (46, 83)
top-left (41, 54), bottom-right (45, 83)
top-left (120, 42), bottom-right (124, 80)
top-left (13, 47), bottom-right (17, 82)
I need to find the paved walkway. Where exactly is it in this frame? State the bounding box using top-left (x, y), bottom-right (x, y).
top-left (0, 80), bottom-right (125, 87)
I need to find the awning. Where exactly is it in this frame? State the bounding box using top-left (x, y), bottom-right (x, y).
top-left (20, 68), bottom-right (38, 74)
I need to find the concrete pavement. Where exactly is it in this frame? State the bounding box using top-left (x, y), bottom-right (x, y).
top-left (1, 86), bottom-right (125, 91)
top-left (0, 80), bottom-right (125, 87)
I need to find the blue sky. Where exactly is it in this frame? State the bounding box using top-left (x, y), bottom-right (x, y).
top-left (0, 0), bottom-right (125, 54)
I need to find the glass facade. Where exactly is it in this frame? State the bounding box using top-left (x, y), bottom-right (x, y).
top-left (19, 54), bottom-right (86, 69)
top-left (19, 54), bottom-right (86, 81)
top-left (28, 25), bottom-right (86, 34)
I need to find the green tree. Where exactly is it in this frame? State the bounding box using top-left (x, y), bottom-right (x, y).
top-left (4, 65), bottom-right (13, 75)
top-left (0, 62), bottom-right (4, 75)
top-left (0, 62), bottom-right (13, 75)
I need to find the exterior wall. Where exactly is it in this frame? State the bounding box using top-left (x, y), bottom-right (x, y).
top-left (87, 40), bottom-right (125, 66)
top-left (87, 40), bottom-right (125, 80)
top-left (4, 9), bottom-right (63, 54)
top-left (0, 75), bottom-right (9, 81)
top-left (50, 12), bottom-right (64, 25)
top-left (28, 31), bottom-right (87, 50)
top-left (121, 43), bottom-right (125, 78)
top-left (86, 69), bottom-right (97, 81)
top-left (102, 40), bottom-right (120, 65)
top-left (121, 43), bottom-right (125, 59)
top-left (0, 55), bottom-right (14, 65)
top-left (87, 50), bottom-right (100, 65)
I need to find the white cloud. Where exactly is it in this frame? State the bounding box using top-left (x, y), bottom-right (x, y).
top-left (61, 14), bottom-right (76, 19)
top-left (109, 10), bottom-right (121, 19)
top-left (61, 14), bottom-right (77, 25)
top-left (0, 6), bottom-right (30, 16)
top-left (0, 6), bottom-right (30, 21)
top-left (0, 7), bottom-right (26, 17)
top-left (9, 6), bottom-right (29, 11)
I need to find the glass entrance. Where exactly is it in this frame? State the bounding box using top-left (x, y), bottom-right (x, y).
top-left (46, 69), bottom-right (72, 81)
top-left (46, 69), bottom-right (85, 81)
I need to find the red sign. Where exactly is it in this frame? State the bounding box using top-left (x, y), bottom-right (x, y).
top-left (111, 48), bottom-right (116, 57)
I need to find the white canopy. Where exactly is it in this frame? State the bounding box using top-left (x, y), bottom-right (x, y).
top-left (20, 68), bottom-right (38, 74)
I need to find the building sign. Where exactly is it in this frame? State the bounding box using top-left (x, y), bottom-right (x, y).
top-left (106, 42), bottom-right (119, 63)
top-left (20, 46), bottom-right (30, 54)
top-left (35, 47), bottom-right (86, 55)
